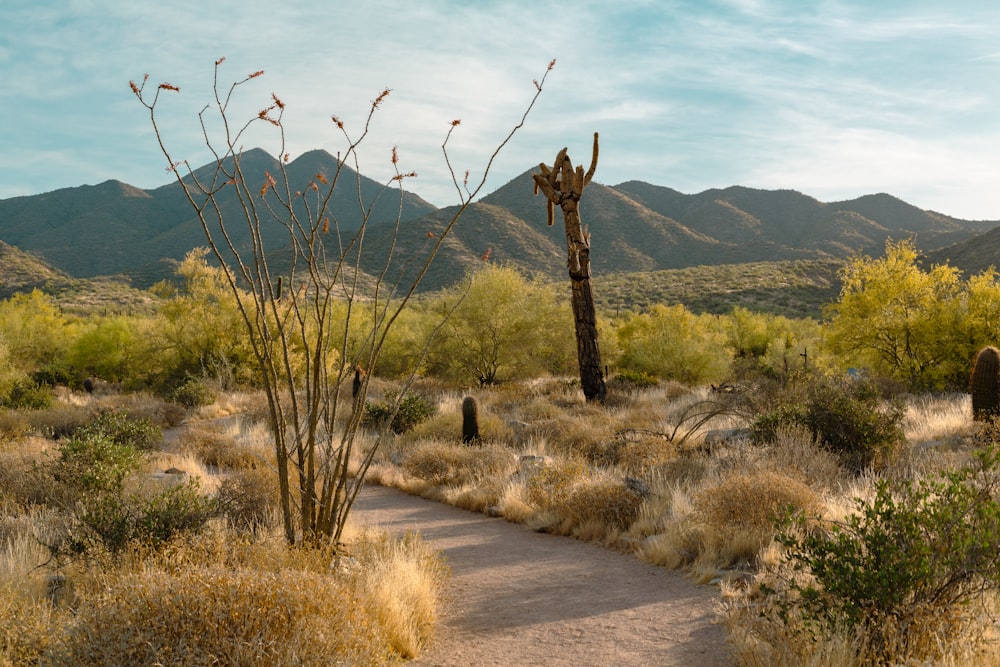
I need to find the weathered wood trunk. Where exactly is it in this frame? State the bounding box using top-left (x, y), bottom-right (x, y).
top-left (533, 133), bottom-right (607, 402)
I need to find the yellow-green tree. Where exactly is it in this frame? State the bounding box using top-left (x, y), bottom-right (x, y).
top-left (825, 240), bottom-right (969, 390)
top-left (153, 248), bottom-right (257, 389)
top-left (616, 304), bottom-right (730, 385)
top-left (0, 289), bottom-right (71, 371)
top-left (427, 264), bottom-right (575, 385)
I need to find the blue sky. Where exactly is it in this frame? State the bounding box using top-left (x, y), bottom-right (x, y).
top-left (4, 1), bottom-right (1000, 219)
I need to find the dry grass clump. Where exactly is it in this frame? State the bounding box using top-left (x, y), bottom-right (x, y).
top-left (0, 409), bottom-right (31, 441)
top-left (639, 469), bottom-right (823, 579)
top-left (52, 566), bottom-right (392, 666)
top-left (23, 402), bottom-right (90, 440)
top-left (561, 475), bottom-right (645, 533)
top-left (91, 391), bottom-right (187, 429)
top-left (406, 395), bottom-right (512, 444)
top-left (580, 431), bottom-right (676, 473)
top-left (348, 529), bottom-right (449, 659)
top-left (694, 470), bottom-right (822, 559)
top-left (401, 440), bottom-right (516, 487)
top-left (178, 419), bottom-right (265, 470)
top-left (764, 426), bottom-right (844, 490)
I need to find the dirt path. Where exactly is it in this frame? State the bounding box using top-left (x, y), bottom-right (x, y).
top-left (351, 485), bottom-right (733, 666)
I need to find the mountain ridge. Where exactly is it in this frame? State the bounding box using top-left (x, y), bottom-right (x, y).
top-left (1, 148), bottom-right (998, 293)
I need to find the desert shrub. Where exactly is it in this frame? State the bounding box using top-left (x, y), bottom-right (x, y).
top-left (169, 377), bottom-right (217, 408)
top-left (768, 446), bottom-right (1000, 663)
top-left (752, 373), bottom-right (905, 473)
top-left (74, 410), bottom-right (161, 452)
top-left (0, 378), bottom-right (53, 410)
top-left (30, 364), bottom-right (75, 389)
top-left (364, 392), bottom-right (435, 434)
top-left (64, 478), bottom-right (215, 558)
top-left (581, 432), bottom-right (675, 473)
top-left (690, 470), bottom-right (822, 569)
top-left (56, 430), bottom-right (143, 497)
top-left (215, 467), bottom-right (280, 533)
top-left (0, 584), bottom-right (62, 666)
top-left (613, 369), bottom-right (659, 389)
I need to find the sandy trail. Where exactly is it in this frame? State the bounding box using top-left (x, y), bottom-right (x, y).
top-left (351, 484), bottom-right (733, 666)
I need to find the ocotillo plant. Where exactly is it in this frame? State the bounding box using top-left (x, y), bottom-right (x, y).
top-left (532, 132), bottom-right (606, 402)
top-left (971, 345), bottom-right (1000, 421)
top-left (462, 395), bottom-right (480, 444)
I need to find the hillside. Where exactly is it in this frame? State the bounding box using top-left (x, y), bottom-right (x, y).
top-left (0, 149), bottom-right (437, 286)
top-left (2, 148), bottom-right (998, 299)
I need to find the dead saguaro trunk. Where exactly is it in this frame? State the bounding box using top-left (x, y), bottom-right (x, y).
top-left (533, 132), bottom-right (606, 402)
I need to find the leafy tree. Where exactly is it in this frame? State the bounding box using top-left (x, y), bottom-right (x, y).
top-left (825, 240), bottom-right (969, 390)
top-left (62, 315), bottom-right (145, 384)
top-left (615, 304), bottom-right (730, 384)
top-left (153, 248), bottom-right (258, 389)
top-left (0, 290), bottom-right (72, 371)
top-left (427, 264), bottom-right (575, 385)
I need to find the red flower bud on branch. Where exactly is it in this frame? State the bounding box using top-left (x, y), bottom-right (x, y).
top-left (316, 173), bottom-right (328, 184)
top-left (248, 70), bottom-right (264, 79)
top-left (215, 56), bottom-right (226, 65)
top-left (372, 88), bottom-right (390, 108)
top-left (451, 119), bottom-right (461, 126)
top-left (271, 93), bottom-right (285, 109)
top-left (331, 116), bottom-right (344, 128)
top-left (158, 83), bottom-right (180, 92)
top-left (391, 146), bottom-right (399, 164)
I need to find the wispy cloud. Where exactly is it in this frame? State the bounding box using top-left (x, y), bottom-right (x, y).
top-left (3, 0), bottom-right (1000, 219)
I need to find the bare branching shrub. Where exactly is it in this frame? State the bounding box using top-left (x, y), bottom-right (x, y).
top-left (132, 58), bottom-right (550, 546)
top-left (215, 467), bottom-right (281, 534)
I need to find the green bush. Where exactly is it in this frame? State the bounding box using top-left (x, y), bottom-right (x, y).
top-left (169, 377), bottom-right (217, 408)
top-left (364, 392), bottom-right (435, 434)
top-left (752, 373), bottom-right (904, 472)
top-left (613, 369), bottom-right (659, 389)
top-left (74, 409), bottom-right (161, 452)
top-left (0, 378), bottom-right (52, 410)
top-left (770, 446), bottom-right (1000, 662)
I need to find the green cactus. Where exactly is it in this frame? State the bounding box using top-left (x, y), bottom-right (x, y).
top-left (971, 346), bottom-right (1000, 421)
top-left (462, 395), bottom-right (480, 445)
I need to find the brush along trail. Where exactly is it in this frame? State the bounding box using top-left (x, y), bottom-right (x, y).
top-left (352, 484), bottom-right (732, 666)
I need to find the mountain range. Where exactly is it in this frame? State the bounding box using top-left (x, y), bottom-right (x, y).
top-left (2, 148), bottom-right (998, 298)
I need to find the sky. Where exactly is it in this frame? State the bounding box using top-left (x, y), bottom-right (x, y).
top-left (4, 1), bottom-right (1000, 220)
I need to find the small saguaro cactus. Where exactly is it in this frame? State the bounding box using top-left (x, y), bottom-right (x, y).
top-left (462, 395), bottom-right (480, 444)
top-left (971, 346), bottom-right (1000, 421)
